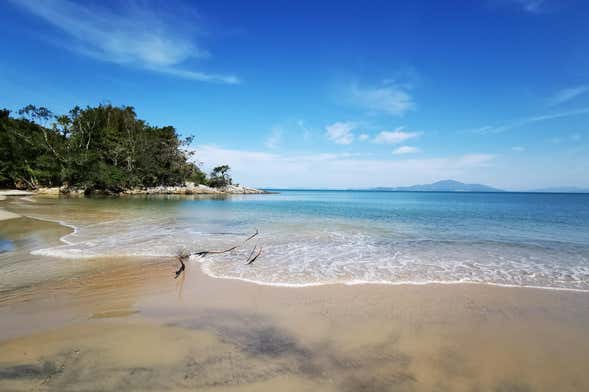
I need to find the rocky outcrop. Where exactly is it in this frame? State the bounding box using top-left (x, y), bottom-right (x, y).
top-left (4, 183), bottom-right (272, 197)
top-left (122, 183), bottom-right (270, 195)
top-left (28, 182), bottom-right (271, 196)
top-left (34, 186), bottom-right (85, 196)
top-left (220, 184), bottom-right (272, 194)
top-left (35, 187), bottom-right (61, 195)
top-left (123, 184), bottom-right (221, 195)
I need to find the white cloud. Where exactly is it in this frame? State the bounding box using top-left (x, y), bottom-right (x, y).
top-left (194, 145), bottom-right (495, 188)
top-left (467, 107), bottom-right (589, 134)
top-left (393, 146), bottom-right (421, 155)
top-left (548, 85), bottom-right (589, 106)
top-left (512, 146), bottom-right (525, 152)
top-left (501, 0), bottom-right (546, 13)
top-left (10, 0), bottom-right (238, 84)
top-left (297, 120), bottom-right (312, 141)
top-left (345, 82), bottom-right (414, 116)
top-left (156, 67), bottom-right (239, 84)
top-left (373, 128), bottom-right (422, 144)
top-left (326, 122), bottom-right (356, 145)
top-left (264, 127), bottom-right (283, 149)
top-left (517, 0), bottom-right (545, 12)
top-left (358, 133), bottom-right (370, 141)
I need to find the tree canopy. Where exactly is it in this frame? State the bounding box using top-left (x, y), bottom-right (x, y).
top-left (0, 104), bottom-right (230, 192)
top-left (208, 165), bottom-right (233, 188)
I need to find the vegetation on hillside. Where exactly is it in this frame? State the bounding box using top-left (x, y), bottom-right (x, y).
top-left (0, 104), bottom-right (231, 192)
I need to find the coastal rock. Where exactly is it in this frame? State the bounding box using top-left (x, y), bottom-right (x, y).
top-left (11, 183), bottom-right (271, 196)
top-left (122, 184), bottom-right (218, 195)
top-left (58, 186), bottom-right (86, 196)
top-left (121, 183), bottom-right (269, 195)
top-left (35, 187), bottom-right (61, 195)
top-left (221, 184), bottom-right (269, 194)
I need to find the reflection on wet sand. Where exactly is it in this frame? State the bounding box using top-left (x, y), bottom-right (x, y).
top-left (1, 253), bottom-right (589, 391)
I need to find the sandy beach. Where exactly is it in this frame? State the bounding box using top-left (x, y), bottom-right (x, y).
top-left (1, 261), bottom-right (589, 391)
top-left (1, 195), bottom-right (589, 391)
top-left (0, 229), bottom-right (588, 391)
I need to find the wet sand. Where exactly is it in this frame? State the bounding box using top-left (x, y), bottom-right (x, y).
top-left (1, 203), bottom-right (589, 391)
top-left (1, 253), bottom-right (589, 391)
top-left (0, 208), bottom-right (20, 221)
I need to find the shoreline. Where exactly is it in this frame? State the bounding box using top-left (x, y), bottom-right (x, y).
top-left (198, 263), bottom-right (589, 292)
top-left (1, 184), bottom-right (273, 197)
top-left (4, 211), bottom-right (588, 293)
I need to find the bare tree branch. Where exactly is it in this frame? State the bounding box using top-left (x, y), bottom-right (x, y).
top-left (246, 245), bottom-right (257, 262)
top-left (245, 228), bottom-right (259, 242)
top-left (173, 229), bottom-right (262, 278)
top-left (246, 247), bottom-right (262, 265)
top-left (193, 245), bottom-right (237, 257)
top-left (174, 255), bottom-right (187, 279)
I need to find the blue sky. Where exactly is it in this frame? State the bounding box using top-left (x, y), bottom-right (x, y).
top-left (1, 0), bottom-right (589, 189)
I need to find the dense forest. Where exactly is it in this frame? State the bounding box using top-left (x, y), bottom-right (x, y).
top-left (0, 104), bottom-right (231, 193)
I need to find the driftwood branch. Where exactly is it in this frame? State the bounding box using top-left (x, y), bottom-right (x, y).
top-left (174, 256), bottom-right (187, 279)
top-left (193, 245), bottom-right (237, 257)
top-left (246, 246), bottom-right (263, 265)
top-left (245, 228), bottom-right (259, 242)
top-left (246, 245), bottom-right (257, 262)
top-left (173, 229), bottom-right (261, 278)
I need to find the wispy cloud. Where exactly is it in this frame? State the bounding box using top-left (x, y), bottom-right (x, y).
top-left (373, 128), bottom-right (422, 144)
top-left (467, 107), bottom-right (589, 134)
top-left (344, 82), bottom-right (415, 116)
top-left (195, 145), bottom-right (495, 188)
top-left (264, 127), bottom-right (283, 149)
top-left (512, 146), bottom-right (525, 152)
top-left (326, 122), bottom-right (356, 145)
top-left (548, 85), bottom-right (589, 106)
top-left (297, 120), bottom-right (313, 141)
top-left (10, 0), bottom-right (238, 84)
top-left (501, 0), bottom-right (547, 13)
top-left (550, 133), bottom-right (583, 144)
top-left (517, 0), bottom-right (546, 13)
top-left (392, 146), bottom-right (421, 155)
top-left (358, 133), bottom-right (370, 141)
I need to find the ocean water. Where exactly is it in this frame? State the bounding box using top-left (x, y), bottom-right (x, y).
top-left (3, 191), bottom-right (589, 291)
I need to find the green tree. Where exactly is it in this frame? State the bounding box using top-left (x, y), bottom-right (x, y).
top-left (208, 165), bottom-right (232, 188)
top-left (0, 103), bottom-right (214, 192)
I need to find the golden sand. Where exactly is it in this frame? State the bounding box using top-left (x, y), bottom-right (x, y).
top-left (1, 253), bottom-right (588, 391)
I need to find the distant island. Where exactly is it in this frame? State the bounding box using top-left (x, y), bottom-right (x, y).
top-left (269, 181), bottom-right (589, 194)
top-left (370, 180), bottom-right (589, 193)
top-left (373, 180), bottom-right (504, 192)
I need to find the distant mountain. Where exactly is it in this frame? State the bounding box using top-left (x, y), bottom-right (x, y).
top-left (528, 186), bottom-right (589, 193)
top-left (373, 180), bottom-right (504, 192)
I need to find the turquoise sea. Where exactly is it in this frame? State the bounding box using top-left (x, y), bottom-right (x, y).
top-left (3, 190), bottom-right (589, 291)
